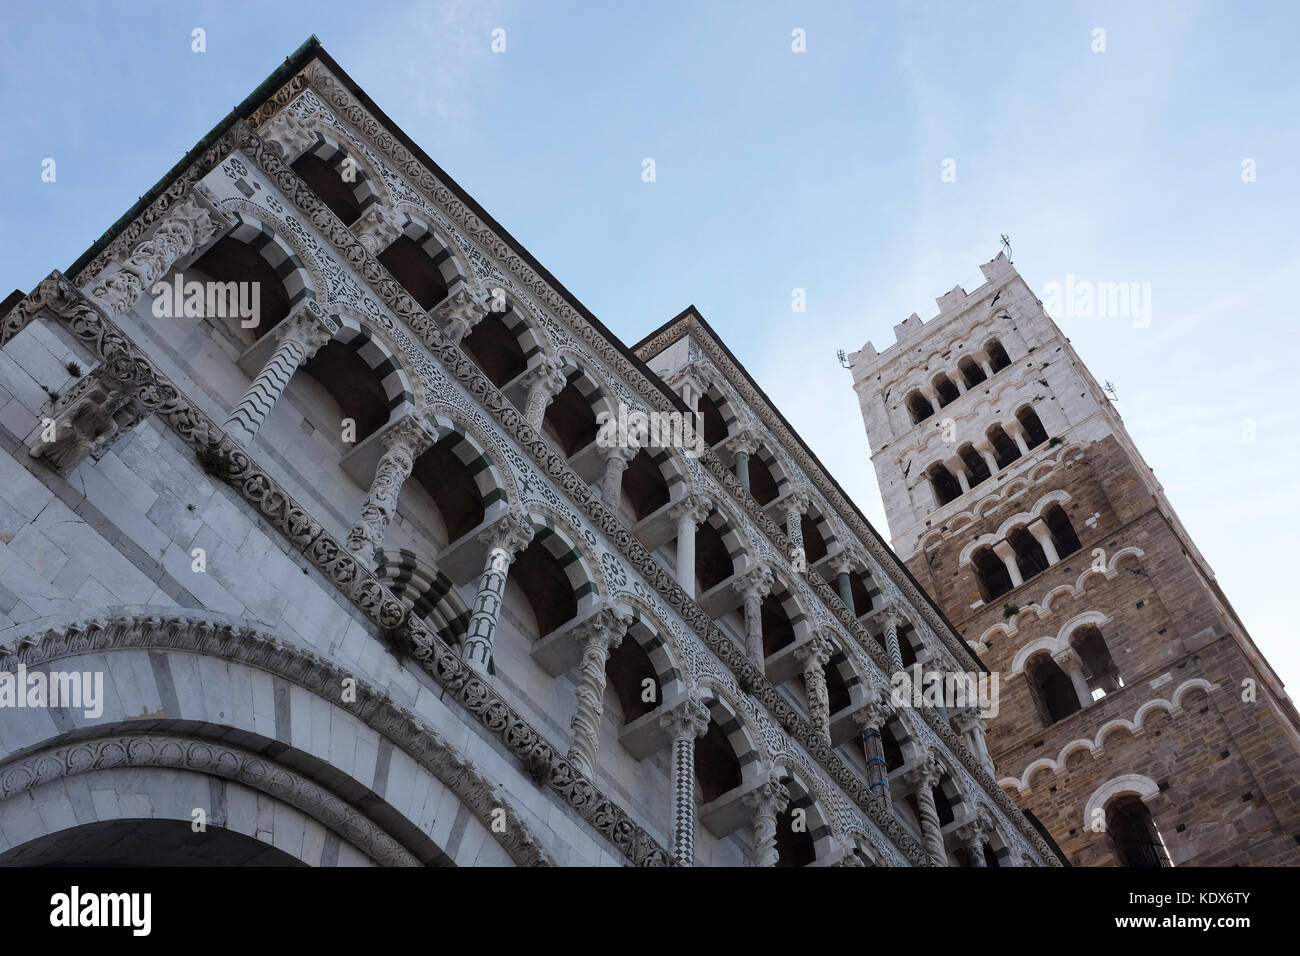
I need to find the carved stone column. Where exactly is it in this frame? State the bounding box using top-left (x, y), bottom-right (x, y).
top-left (880, 604), bottom-right (906, 674)
top-left (599, 444), bottom-right (636, 511)
top-left (668, 494), bottom-right (713, 597)
top-left (522, 359), bottom-right (568, 431)
top-left (975, 440), bottom-right (1000, 476)
top-left (353, 206), bottom-right (403, 256)
top-left (567, 604), bottom-right (633, 779)
top-left (436, 286), bottom-right (490, 346)
top-left (345, 417), bottom-right (437, 566)
top-left (854, 689), bottom-right (893, 809)
top-left (905, 753), bottom-right (948, 866)
top-left (783, 488), bottom-right (810, 569)
top-left (952, 707), bottom-right (993, 771)
top-left (223, 302), bottom-right (336, 446)
top-left (956, 816), bottom-right (991, 868)
top-left (659, 692), bottom-right (710, 866)
top-left (725, 431), bottom-right (761, 491)
top-left (742, 770), bottom-right (789, 868)
top-left (462, 512), bottom-right (536, 674)
top-left (829, 554), bottom-right (855, 615)
top-left (28, 366), bottom-right (146, 473)
top-left (797, 635), bottom-right (835, 747)
top-left (85, 193), bottom-right (224, 318)
top-left (734, 566), bottom-right (774, 669)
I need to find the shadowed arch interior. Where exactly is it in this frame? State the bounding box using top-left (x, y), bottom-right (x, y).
top-left (695, 720), bottom-right (743, 804)
top-left (542, 379), bottom-right (598, 456)
top-left (410, 437), bottom-right (487, 542)
top-left (189, 234), bottom-right (292, 344)
top-left (748, 453), bottom-right (779, 505)
top-left (378, 234), bottom-right (451, 311)
top-left (300, 340), bottom-right (391, 444)
top-left (606, 636), bottom-right (659, 723)
top-left (698, 392), bottom-right (728, 447)
top-left (0, 819), bottom-right (308, 867)
top-left (695, 520), bottom-right (734, 593)
top-left (760, 595), bottom-right (795, 657)
top-left (775, 801), bottom-right (816, 866)
top-left (292, 150), bottom-right (363, 225)
top-left (462, 313), bottom-right (527, 388)
top-left (510, 541), bottom-right (579, 637)
top-left (621, 450), bottom-right (670, 520)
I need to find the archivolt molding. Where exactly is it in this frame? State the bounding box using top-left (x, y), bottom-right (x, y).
top-left (974, 547), bottom-right (1147, 647)
top-left (15, 81), bottom-right (1060, 864)
top-left (892, 376), bottom-right (1048, 463)
top-left (0, 609), bottom-right (555, 866)
top-left (1009, 610), bottom-right (1114, 675)
top-left (957, 489), bottom-right (1074, 565)
top-left (0, 735), bottom-right (420, 867)
top-left (1081, 773), bottom-right (1161, 830)
top-left (998, 679), bottom-right (1218, 794)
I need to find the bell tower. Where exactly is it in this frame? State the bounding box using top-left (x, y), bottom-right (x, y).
top-left (849, 251), bottom-right (1300, 865)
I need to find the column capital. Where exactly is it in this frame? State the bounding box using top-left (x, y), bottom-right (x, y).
top-left (724, 429), bottom-right (762, 457)
top-left (382, 415), bottom-right (439, 458)
top-left (600, 441), bottom-right (638, 465)
top-left (853, 687), bottom-right (893, 733)
top-left (658, 691), bottom-right (710, 741)
top-left (783, 486), bottom-right (813, 515)
top-left (523, 357), bottom-right (568, 399)
top-left (478, 510), bottom-right (535, 557)
top-left (1052, 648), bottom-right (1083, 673)
top-left (260, 107), bottom-right (317, 162)
top-left (878, 601), bottom-right (907, 631)
top-left (828, 550), bottom-right (855, 576)
top-left (353, 205), bottom-right (404, 256)
top-left (741, 770), bottom-right (790, 817)
top-left (572, 603), bottom-right (633, 652)
top-left (435, 284), bottom-right (491, 340)
top-left (955, 815), bottom-right (992, 846)
top-left (668, 493), bottom-right (713, 526)
top-left (795, 633), bottom-right (835, 670)
top-left (666, 366), bottom-right (712, 410)
top-left (274, 300), bottom-right (336, 357)
top-left (904, 751), bottom-right (945, 790)
top-left (951, 706), bottom-right (987, 736)
top-left (733, 565), bottom-right (774, 601)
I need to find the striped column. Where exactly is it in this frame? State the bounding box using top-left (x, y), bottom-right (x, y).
top-left (224, 302), bottom-right (334, 446)
top-left (567, 605), bottom-right (632, 778)
top-left (462, 513), bottom-right (535, 674)
top-left (784, 489), bottom-right (810, 569)
top-left (659, 693), bottom-right (710, 866)
top-left (881, 605), bottom-right (906, 674)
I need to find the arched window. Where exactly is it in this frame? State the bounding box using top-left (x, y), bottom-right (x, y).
top-left (986, 424), bottom-right (1022, 469)
top-left (906, 390), bottom-right (935, 425)
top-left (605, 635), bottom-right (660, 724)
top-left (541, 376), bottom-right (599, 457)
top-left (1025, 653), bottom-right (1082, 725)
top-left (1043, 504), bottom-right (1082, 558)
top-left (928, 463), bottom-right (962, 506)
top-left (694, 516), bottom-right (735, 595)
top-left (972, 547), bottom-right (1013, 602)
top-left (377, 234), bottom-right (452, 311)
top-left (403, 435), bottom-right (489, 545)
top-left (695, 720), bottom-right (743, 804)
top-left (760, 594), bottom-right (797, 659)
top-left (620, 450), bottom-right (670, 522)
top-left (1015, 406), bottom-right (1050, 449)
top-left (1107, 796), bottom-right (1172, 867)
top-left (985, 338), bottom-right (1012, 373)
top-left (1007, 526), bottom-right (1050, 579)
top-left (189, 234), bottom-right (293, 345)
top-left (933, 374), bottom-right (960, 407)
top-left (297, 341), bottom-right (392, 444)
top-left (292, 146), bottom-right (363, 225)
top-left (958, 357), bottom-right (987, 389)
top-left (958, 443), bottom-right (992, 487)
top-left (800, 512), bottom-right (829, 564)
top-left (508, 540), bottom-right (580, 638)
top-left (1074, 625), bottom-right (1122, 697)
top-left (461, 312), bottom-right (527, 389)
top-left (697, 391), bottom-right (729, 447)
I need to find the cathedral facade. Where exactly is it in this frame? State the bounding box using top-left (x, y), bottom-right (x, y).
top-left (850, 254), bottom-right (1300, 865)
top-left (0, 40), bottom-right (1057, 866)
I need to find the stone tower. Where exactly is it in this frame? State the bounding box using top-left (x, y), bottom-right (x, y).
top-left (849, 251), bottom-right (1300, 866)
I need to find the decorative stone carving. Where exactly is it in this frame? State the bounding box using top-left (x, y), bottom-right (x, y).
top-left (742, 769), bottom-right (790, 867)
top-left (521, 357), bottom-right (568, 431)
top-left (435, 285), bottom-right (491, 345)
top-left (734, 566), bottom-right (774, 668)
top-left (797, 635), bottom-right (835, 747)
top-left (353, 205), bottom-right (404, 256)
top-left (567, 604), bottom-right (633, 778)
top-left (345, 416), bottom-right (438, 565)
top-left (28, 366), bottom-right (146, 472)
top-left (462, 511), bottom-right (536, 674)
top-left (260, 105), bottom-right (318, 162)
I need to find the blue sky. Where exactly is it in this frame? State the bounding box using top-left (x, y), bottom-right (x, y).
top-left (2, 1), bottom-right (1297, 691)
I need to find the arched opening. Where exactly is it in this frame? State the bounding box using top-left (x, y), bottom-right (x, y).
top-left (1043, 504), bottom-right (1082, 558)
top-left (958, 443), bottom-right (992, 487)
top-left (898, 624), bottom-right (919, 668)
top-left (695, 720), bottom-right (743, 804)
top-left (697, 392), bottom-right (729, 447)
top-left (986, 424), bottom-right (1022, 469)
top-left (1016, 406), bottom-right (1050, 449)
top-left (1107, 795), bottom-right (1172, 867)
top-left (0, 819), bottom-right (308, 867)
top-left (509, 541), bottom-right (579, 638)
top-left (881, 721), bottom-right (905, 772)
top-left (958, 357), bottom-right (987, 389)
top-left (760, 595), bottom-right (797, 658)
top-left (292, 150), bottom-right (363, 225)
top-left (1074, 625), bottom-right (1122, 697)
top-left (928, 463), bottom-right (963, 506)
top-left (606, 636), bottom-right (659, 723)
top-left (748, 450), bottom-right (780, 506)
top-left (461, 313), bottom-right (527, 389)
top-left (800, 513), bottom-right (828, 564)
top-left (621, 450), bottom-right (671, 521)
top-left (542, 379), bottom-right (599, 457)
top-left (377, 234), bottom-right (451, 311)
top-left (972, 546), bottom-right (1013, 602)
top-left (906, 390), bottom-right (935, 425)
top-left (299, 340), bottom-right (392, 444)
top-left (1026, 653), bottom-right (1082, 725)
top-left (188, 234), bottom-right (293, 345)
top-left (985, 338), bottom-right (1012, 373)
top-left (848, 570), bottom-right (874, 617)
top-left (825, 657), bottom-right (852, 715)
top-left (933, 374), bottom-right (960, 407)
top-left (775, 800), bottom-right (816, 867)
top-left (695, 518), bottom-right (734, 594)
top-left (408, 436), bottom-right (488, 543)
top-left (1007, 526), bottom-right (1050, 579)
top-left (982, 842), bottom-right (1001, 867)
top-left (933, 784), bottom-right (956, 827)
